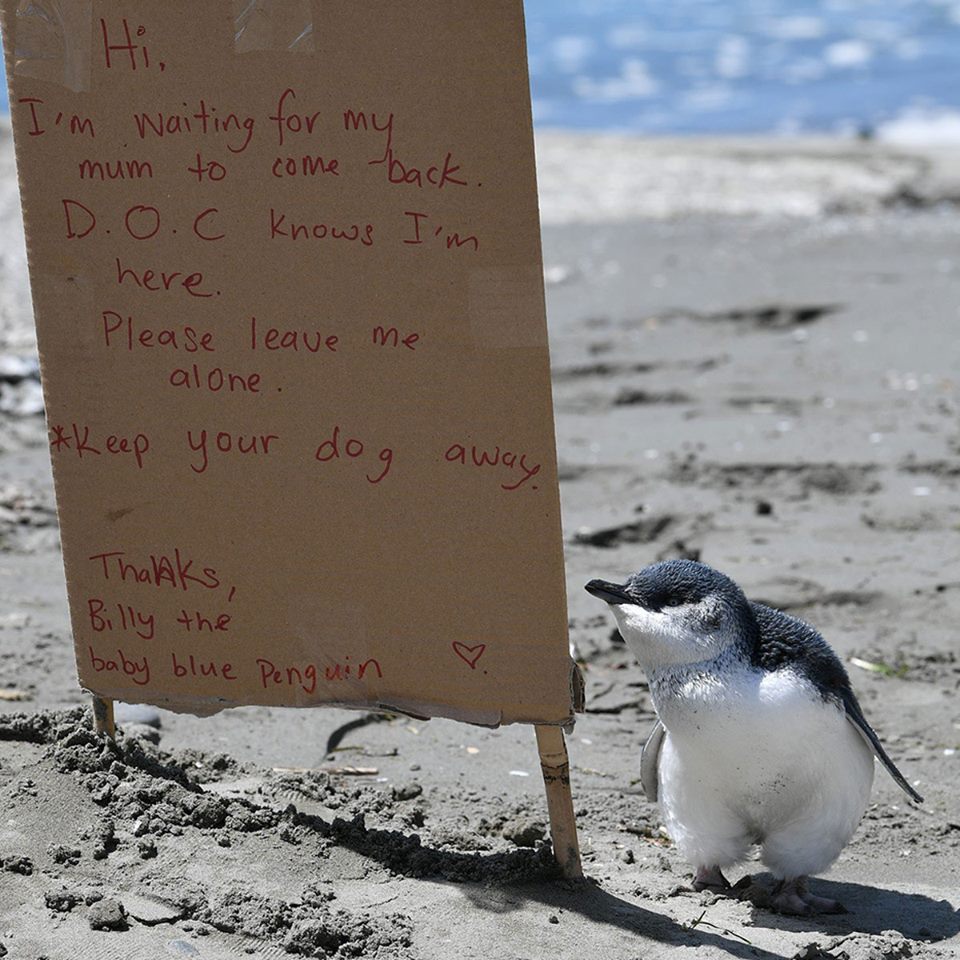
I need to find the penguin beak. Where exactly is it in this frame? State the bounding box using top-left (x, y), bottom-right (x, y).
top-left (585, 579), bottom-right (635, 605)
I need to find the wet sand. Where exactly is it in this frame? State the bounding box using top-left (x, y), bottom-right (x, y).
top-left (0, 128), bottom-right (958, 958)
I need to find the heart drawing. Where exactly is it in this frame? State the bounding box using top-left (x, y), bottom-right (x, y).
top-left (452, 642), bottom-right (486, 670)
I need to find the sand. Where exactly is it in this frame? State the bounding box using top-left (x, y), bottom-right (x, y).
top-left (0, 126), bottom-right (958, 958)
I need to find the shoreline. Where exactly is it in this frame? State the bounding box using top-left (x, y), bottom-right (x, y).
top-left (535, 130), bottom-right (960, 222)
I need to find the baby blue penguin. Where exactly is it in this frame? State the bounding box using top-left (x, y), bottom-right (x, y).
top-left (586, 559), bottom-right (922, 916)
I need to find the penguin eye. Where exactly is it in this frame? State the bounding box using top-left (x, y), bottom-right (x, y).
top-left (657, 592), bottom-right (705, 611)
top-left (652, 595), bottom-right (690, 611)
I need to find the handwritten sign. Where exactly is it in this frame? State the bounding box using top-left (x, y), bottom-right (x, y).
top-left (1, 0), bottom-right (576, 725)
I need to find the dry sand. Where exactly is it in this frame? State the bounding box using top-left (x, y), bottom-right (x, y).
top-left (0, 128), bottom-right (958, 958)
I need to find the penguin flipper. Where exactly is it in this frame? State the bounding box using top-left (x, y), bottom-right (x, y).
top-left (640, 719), bottom-right (665, 802)
top-left (841, 689), bottom-right (923, 803)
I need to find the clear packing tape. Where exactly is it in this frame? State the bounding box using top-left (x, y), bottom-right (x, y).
top-left (11, 0), bottom-right (314, 94)
top-left (13, 0), bottom-right (92, 91)
top-left (233, 0), bottom-right (313, 54)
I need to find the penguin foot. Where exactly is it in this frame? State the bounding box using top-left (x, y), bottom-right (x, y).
top-left (801, 892), bottom-right (847, 915)
top-left (772, 878), bottom-right (847, 916)
top-left (692, 865), bottom-right (731, 892)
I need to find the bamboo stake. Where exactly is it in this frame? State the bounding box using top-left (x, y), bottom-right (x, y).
top-left (535, 724), bottom-right (583, 879)
top-left (92, 695), bottom-right (116, 739)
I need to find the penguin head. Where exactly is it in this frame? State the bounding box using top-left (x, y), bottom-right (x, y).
top-left (585, 559), bottom-right (754, 671)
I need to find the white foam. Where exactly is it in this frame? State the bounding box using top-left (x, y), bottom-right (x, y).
top-left (716, 35), bottom-right (751, 79)
top-left (854, 19), bottom-right (899, 43)
top-left (551, 35), bottom-right (595, 74)
top-left (607, 22), bottom-right (650, 50)
top-left (573, 59), bottom-right (658, 102)
top-left (895, 38), bottom-right (922, 61)
top-left (763, 16), bottom-right (826, 41)
top-left (878, 106), bottom-right (960, 145)
top-left (825, 39), bottom-right (873, 68)
top-left (682, 85), bottom-right (735, 112)
top-left (783, 57), bottom-right (827, 83)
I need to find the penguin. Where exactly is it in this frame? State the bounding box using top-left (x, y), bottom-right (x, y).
top-left (585, 559), bottom-right (922, 916)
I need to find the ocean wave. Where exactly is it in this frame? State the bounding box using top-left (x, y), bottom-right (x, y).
top-left (524, 0), bottom-right (960, 135)
top-left (877, 106), bottom-right (960, 145)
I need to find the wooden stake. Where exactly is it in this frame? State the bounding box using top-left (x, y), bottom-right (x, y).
top-left (535, 724), bottom-right (583, 879)
top-left (92, 696), bottom-right (115, 739)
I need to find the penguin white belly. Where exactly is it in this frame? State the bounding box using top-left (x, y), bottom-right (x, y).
top-left (655, 665), bottom-right (875, 878)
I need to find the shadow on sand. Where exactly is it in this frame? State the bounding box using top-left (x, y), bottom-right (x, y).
top-left (328, 814), bottom-right (955, 959)
top-left (741, 874), bottom-right (960, 942)
top-left (319, 814), bottom-right (960, 957)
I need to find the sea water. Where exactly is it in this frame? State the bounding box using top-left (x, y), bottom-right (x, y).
top-left (2, 1), bottom-right (960, 138)
top-left (526, 0), bottom-right (960, 138)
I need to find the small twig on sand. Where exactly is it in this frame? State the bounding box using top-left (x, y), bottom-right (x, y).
top-left (273, 766), bottom-right (379, 776)
top-left (322, 712), bottom-right (396, 759)
top-left (849, 656), bottom-right (908, 679)
top-left (684, 909), bottom-right (754, 946)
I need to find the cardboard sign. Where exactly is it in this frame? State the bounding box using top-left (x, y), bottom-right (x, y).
top-left (2, 0), bottom-right (578, 726)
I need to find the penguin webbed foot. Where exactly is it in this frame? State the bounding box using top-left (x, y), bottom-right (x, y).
top-left (692, 865), bottom-right (731, 892)
top-left (771, 878), bottom-right (847, 917)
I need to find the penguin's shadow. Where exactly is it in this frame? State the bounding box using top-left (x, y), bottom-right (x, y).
top-left (460, 879), bottom-right (792, 960)
top-left (326, 817), bottom-right (785, 960)
top-left (327, 813), bottom-right (959, 955)
top-left (745, 875), bottom-right (960, 941)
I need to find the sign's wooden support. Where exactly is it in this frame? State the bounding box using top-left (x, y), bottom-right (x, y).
top-left (92, 695), bottom-right (116, 740)
top-left (535, 725), bottom-right (583, 879)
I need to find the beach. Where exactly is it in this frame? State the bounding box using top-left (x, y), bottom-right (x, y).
top-left (1, 125), bottom-right (959, 958)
